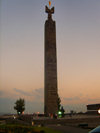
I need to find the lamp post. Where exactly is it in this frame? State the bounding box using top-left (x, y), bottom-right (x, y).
top-left (98, 109), bottom-right (100, 114)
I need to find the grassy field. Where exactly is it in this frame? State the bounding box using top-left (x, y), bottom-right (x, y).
top-left (0, 124), bottom-right (61, 133)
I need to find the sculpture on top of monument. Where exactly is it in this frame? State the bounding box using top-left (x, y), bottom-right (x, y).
top-left (45, 1), bottom-right (54, 20)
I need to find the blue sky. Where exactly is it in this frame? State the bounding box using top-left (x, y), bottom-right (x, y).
top-left (0, 0), bottom-right (100, 114)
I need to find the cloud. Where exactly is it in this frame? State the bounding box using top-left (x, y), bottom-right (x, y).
top-left (0, 96), bottom-right (44, 114)
top-left (87, 98), bottom-right (100, 102)
top-left (13, 88), bottom-right (33, 96)
top-left (13, 88), bottom-right (43, 97)
top-left (33, 88), bottom-right (43, 97)
top-left (0, 88), bottom-right (44, 114)
top-left (0, 97), bottom-right (15, 114)
top-left (32, 88), bottom-right (44, 102)
top-left (13, 88), bottom-right (44, 102)
top-left (63, 104), bottom-right (87, 113)
top-left (34, 88), bottom-right (43, 94)
top-left (64, 96), bottom-right (80, 101)
top-left (0, 90), bottom-right (4, 97)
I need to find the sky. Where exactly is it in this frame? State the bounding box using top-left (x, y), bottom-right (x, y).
top-left (0, 0), bottom-right (100, 114)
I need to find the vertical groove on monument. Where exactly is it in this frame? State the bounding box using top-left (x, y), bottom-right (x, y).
top-left (44, 5), bottom-right (58, 115)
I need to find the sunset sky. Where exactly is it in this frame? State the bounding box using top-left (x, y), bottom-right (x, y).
top-left (0, 0), bottom-right (100, 114)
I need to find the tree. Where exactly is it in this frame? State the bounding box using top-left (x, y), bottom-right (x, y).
top-left (60, 106), bottom-right (65, 117)
top-left (70, 110), bottom-right (76, 117)
top-left (57, 95), bottom-right (65, 117)
top-left (57, 96), bottom-right (61, 110)
top-left (14, 98), bottom-right (25, 115)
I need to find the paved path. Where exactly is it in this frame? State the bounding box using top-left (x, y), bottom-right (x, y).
top-left (47, 125), bottom-right (90, 133)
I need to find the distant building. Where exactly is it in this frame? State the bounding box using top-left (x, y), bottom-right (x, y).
top-left (87, 104), bottom-right (100, 114)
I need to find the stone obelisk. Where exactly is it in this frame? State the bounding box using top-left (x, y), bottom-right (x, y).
top-left (44, 3), bottom-right (58, 115)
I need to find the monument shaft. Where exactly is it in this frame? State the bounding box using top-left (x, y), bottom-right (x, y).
top-left (44, 6), bottom-right (58, 115)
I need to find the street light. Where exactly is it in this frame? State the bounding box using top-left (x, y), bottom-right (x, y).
top-left (58, 111), bottom-right (62, 118)
top-left (98, 109), bottom-right (100, 114)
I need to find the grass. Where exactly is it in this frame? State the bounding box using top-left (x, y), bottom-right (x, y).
top-left (0, 124), bottom-right (61, 133)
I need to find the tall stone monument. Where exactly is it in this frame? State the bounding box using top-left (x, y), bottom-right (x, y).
top-left (44, 2), bottom-right (58, 115)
